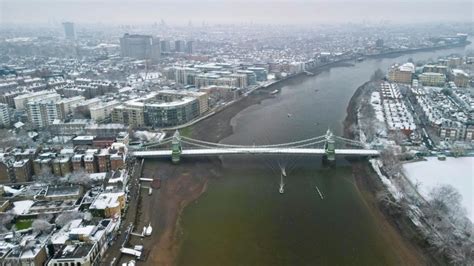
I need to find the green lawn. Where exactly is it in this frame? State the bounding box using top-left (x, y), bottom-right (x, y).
top-left (180, 126), bottom-right (193, 138)
top-left (15, 219), bottom-right (33, 230)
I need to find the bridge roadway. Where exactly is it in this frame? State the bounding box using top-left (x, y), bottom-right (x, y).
top-left (132, 148), bottom-right (379, 158)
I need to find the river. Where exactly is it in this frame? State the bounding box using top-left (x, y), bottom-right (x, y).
top-left (176, 41), bottom-right (473, 265)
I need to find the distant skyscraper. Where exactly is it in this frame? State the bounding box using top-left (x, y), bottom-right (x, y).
top-left (120, 33), bottom-right (160, 60)
top-left (186, 41), bottom-right (194, 54)
top-left (160, 40), bottom-right (171, 53)
top-left (160, 19), bottom-right (167, 28)
top-left (175, 40), bottom-right (186, 53)
top-left (62, 22), bottom-right (76, 40)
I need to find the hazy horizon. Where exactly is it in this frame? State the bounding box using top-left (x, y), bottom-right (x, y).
top-left (0, 0), bottom-right (473, 26)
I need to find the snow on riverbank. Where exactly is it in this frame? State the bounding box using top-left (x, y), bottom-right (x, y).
top-left (370, 159), bottom-right (403, 200)
top-left (403, 157), bottom-right (474, 222)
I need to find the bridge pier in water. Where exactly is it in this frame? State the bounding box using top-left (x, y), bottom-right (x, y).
top-left (324, 129), bottom-right (336, 164)
top-left (171, 130), bottom-right (182, 164)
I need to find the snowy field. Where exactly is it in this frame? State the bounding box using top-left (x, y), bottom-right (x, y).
top-left (403, 157), bottom-right (474, 222)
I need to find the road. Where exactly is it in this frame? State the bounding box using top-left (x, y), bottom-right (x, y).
top-left (102, 158), bottom-right (143, 265)
top-left (405, 97), bottom-right (437, 150)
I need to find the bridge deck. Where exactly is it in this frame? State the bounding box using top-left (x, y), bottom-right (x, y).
top-left (132, 148), bottom-right (379, 158)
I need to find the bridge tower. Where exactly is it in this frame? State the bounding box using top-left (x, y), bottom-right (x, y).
top-left (324, 129), bottom-right (336, 161)
top-left (171, 130), bottom-right (182, 163)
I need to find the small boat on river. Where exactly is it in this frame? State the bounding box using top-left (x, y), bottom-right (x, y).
top-left (315, 185), bottom-right (324, 199)
top-left (279, 174), bottom-right (285, 194)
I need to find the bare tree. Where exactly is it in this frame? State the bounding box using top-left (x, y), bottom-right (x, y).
top-left (15, 130), bottom-right (37, 148)
top-left (370, 68), bottom-right (385, 81)
top-left (35, 168), bottom-right (58, 185)
top-left (38, 213), bottom-right (53, 222)
top-left (429, 185), bottom-right (463, 216)
top-left (450, 144), bottom-right (466, 157)
top-left (55, 211), bottom-right (84, 228)
top-left (376, 190), bottom-right (400, 208)
top-left (83, 212), bottom-right (92, 222)
top-left (380, 148), bottom-right (402, 177)
top-left (388, 131), bottom-right (406, 145)
top-left (0, 129), bottom-right (19, 147)
top-left (0, 211), bottom-right (14, 232)
top-left (32, 219), bottom-right (53, 234)
top-left (67, 170), bottom-right (92, 186)
top-left (359, 98), bottom-right (375, 118)
top-left (424, 185), bottom-right (474, 265)
top-left (358, 98), bottom-right (378, 142)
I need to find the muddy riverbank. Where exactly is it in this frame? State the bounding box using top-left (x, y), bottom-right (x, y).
top-left (134, 90), bottom-right (274, 265)
top-left (342, 81), bottom-right (435, 265)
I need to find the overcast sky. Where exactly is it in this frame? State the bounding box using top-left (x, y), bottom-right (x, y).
top-left (0, 0), bottom-right (472, 25)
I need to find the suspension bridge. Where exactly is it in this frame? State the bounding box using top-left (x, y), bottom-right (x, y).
top-left (131, 129), bottom-right (380, 163)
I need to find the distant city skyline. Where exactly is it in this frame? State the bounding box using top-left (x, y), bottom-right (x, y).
top-left (0, 0), bottom-right (472, 25)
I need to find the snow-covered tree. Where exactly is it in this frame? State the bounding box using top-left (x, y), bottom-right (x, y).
top-left (35, 168), bottom-right (58, 185)
top-left (450, 144), bottom-right (466, 157)
top-left (32, 219), bottom-right (53, 234)
top-left (379, 148), bottom-right (402, 177)
top-left (358, 98), bottom-right (378, 142)
top-left (67, 170), bottom-right (92, 186)
top-left (0, 130), bottom-right (18, 147)
top-left (388, 131), bottom-right (406, 145)
top-left (429, 185), bottom-right (463, 216)
top-left (424, 185), bottom-right (474, 265)
top-left (55, 211), bottom-right (83, 228)
top-left (83, 212), bottom-right (92, 222)
top-left (37, 213), bottom-right (53, 222)
top-left (0, 211), bottom-right (14, 232)
top-left (20, 132), bottom-right (37, 148)
top-left (370, 68), bottom-right (385, 81)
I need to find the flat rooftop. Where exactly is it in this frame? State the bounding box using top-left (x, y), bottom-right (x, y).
top-left (73, 136), bottom-right (95, 141)
top-left (45, 185), bottom-right (80, 197)
top-left (53, 244), bottom-right (93, 260)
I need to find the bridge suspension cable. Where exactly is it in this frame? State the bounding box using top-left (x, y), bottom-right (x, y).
top-left (142, 137), bottom-right (173, 147)
top-left (180, 138), bottom-right (328, 150)
top-left (289, 139), bottom-right (327, 148)
top-left (180, 139), bottom-right (219, 149)
top-left (180, 135), bottom-right (327, 149)
top-left (334, 136), bottom-right (365, 147)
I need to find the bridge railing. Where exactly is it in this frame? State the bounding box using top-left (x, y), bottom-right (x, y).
top-left (138, 134), bottom-right (371, 151)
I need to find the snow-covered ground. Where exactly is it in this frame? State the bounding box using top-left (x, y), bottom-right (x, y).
top-left (370, 159), bottom-right (403, 200)
top-left (12, 200), bottom-right (34, 215)
top-left (134, 131), bottom-right (165, 142)
top-left (403, 157), bottom-right (474, 222)
top-left (1, 185), bottom-right (22, 196)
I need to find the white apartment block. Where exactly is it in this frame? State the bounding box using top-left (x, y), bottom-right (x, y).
top-left (13, 90), bottom-right (60, 110)
top-left (90, 100), bottom-right (120, 122)
top-left (27, 95), bottom-right (61, 128)
top-left (0, 103), bottom-right (10, 127)
top-left (56, 95), bottom-right (85, 119)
